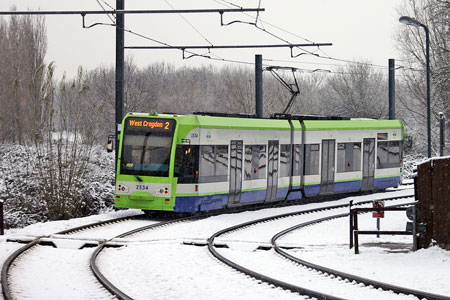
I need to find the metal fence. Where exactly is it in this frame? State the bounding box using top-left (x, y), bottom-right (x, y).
top-left (416, 157), bottom-right (450, 249)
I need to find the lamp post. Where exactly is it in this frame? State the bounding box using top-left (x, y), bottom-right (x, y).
top-left (399, 16), bottom-right (431, 158)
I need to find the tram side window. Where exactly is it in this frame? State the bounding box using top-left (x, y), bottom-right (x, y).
top-left (174, 145), bottom-right (199, 183)
top-left (377, 141), bottom-right (401, 169)
top-left (280, 144), bottom-right (291, 177)
top-left (199, 145), bottom-right (229, 183)
top-left (244, 145), bottom-right (267, 180)
top-left (257, 145), bottom-right (267, 179)
top-left (353, 143), bottom-right (362, 171)
top-left (336, 143), bottom-right (361, 172)
top-left (216, 145), bottom-right (229, 178)
top-left (305, 144), bottom-right (320, 175)
top-left (244, 146), bottom-right (252, 180)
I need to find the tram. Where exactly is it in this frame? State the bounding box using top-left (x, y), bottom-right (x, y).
top-left (112, 112), bottom-right (404, 213)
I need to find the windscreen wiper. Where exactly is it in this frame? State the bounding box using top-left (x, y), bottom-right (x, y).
top-left (135, 175), bottom-right (143, 182)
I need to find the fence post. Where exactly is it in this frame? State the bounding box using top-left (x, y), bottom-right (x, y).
top-left (349, 200), bottom-right (353, 248)
top-left (412, 204), bottom-right (418, 251)
top-left (354, 232), bottom-right (359, 254)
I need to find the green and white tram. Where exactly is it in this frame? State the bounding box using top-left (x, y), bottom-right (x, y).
top-left (114, 112), bottom-right (404, 213)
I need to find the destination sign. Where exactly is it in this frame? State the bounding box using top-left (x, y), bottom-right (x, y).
top-left (125, 117), bottom-right (175, 133)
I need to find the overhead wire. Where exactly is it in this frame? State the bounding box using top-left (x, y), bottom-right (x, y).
top-left (213, 0), bottom-right (329, 56)
top-left (90, 0), bottom-right (332, 70)
top-left (90, 0), bottom-right (263, 65)
top-left (255, 0), bottom-right (262, 25)
top-left (95, 0), bottom-right (116, 24)
top-left (161, 0), bottom-right (237, 63)
top-left (163, 0), bottom-right (214, 47)
top-left (91, 0), bottom-right (406, 75)
top-left (212, 0), bottom-right (396, 70)
top-left (122, 25), bottom-right (256, 66)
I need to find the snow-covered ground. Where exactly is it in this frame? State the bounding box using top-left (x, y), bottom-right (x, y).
top-left (1, 187), bottom-right (449, 300)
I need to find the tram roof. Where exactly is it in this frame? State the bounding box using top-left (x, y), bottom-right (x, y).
top-left (125, 113), bottom-right (403, 131)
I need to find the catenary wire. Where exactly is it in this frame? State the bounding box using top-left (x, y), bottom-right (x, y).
top-left (212, 0), bottom-right (397, 70)
top-left (163, 0), bottom-right (215, 46)
top-left (93, 0), bottom-right (415, 75)
top-left (90, 0), bottom-right (259, 64)
top-left (95, 0), bottom-right (116, 24)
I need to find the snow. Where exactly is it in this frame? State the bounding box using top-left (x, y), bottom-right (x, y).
top-left (1, 187), bottom-right (449, 300)
top-left (8, 246), bottom-right (116, 300)
top-left (279, 212), bottom-right (450, 296)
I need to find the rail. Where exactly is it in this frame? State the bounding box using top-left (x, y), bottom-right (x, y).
top-left (1, 213), bottom-right (144, 300)
top-left (2, 187), bottom-right (414, 299)
top-left (271, 207), bottom-right (450, 300)
top-left (208, 194), bottom-right (415, 300)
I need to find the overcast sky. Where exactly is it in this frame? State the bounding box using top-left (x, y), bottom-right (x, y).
top-left (0, 0), bottom-right (405, 78)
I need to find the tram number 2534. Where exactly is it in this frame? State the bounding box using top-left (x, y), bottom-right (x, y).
top-left (136, 185), bottom-right (149, 191)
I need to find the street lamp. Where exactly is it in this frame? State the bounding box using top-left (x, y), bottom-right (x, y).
top-left (399, 16), bottom-right (431, 158)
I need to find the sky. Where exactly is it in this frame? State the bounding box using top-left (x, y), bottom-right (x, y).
top-left (0, 0), bottom-right (406, 78)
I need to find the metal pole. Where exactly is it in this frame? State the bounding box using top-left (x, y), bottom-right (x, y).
top-left (424, 25), bottom-right (431, 158)
top-left (376, 218), bottom-right (380, 238)
top-left (349, 200), bottom-right (353, 249)
top-left (255, 54), bottom-right (263, 118)
top-left (0, 201), bottom-right (4, 235)
top-left (126, 43), bottom-right (333, 50)
top-left (440, 112), bottom-right (445, 156)
top-left (116, 0), bottom-right (125, 170)
top-left (0, 8), bottom-right (265, 16)
top-left (388, 59), bottom-right (395, 120)
top-left (412, 205), bottom-right (417, 251)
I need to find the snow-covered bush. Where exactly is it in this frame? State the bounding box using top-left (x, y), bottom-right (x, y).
top-left (403, 153), bottom-right (427, 179)
top-left (0, 143), bottom-right (115, 229)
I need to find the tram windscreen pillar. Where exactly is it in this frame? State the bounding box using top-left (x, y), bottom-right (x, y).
top-left (255, 54), bottom-right (263, 118)
top-left (115, 0), bottom-right (125, 169)
top-left (388, 59), bottom-right (395, 120)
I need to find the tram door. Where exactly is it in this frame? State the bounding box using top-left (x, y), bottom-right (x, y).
top-left (320, 139), bottom-right (335, 194)
top-left (228, 140), bottom-right (243, 206)
top-left (362, 138), bottom-right (375, 190)
top-left (265, 140), bottom-right (279, 202)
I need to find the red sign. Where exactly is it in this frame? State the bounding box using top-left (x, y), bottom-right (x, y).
top-left (373, 200), bottom-right (385, 218)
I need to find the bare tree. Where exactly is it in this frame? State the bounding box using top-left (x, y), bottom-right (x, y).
top-left (396, 0), bottom-right (450, 154)
top-left (0, 12), bottom-right (46, 144)
top-left (320, 62), bottom-right (387, 119)
top-left (32, 63), bottom-right (98, 220)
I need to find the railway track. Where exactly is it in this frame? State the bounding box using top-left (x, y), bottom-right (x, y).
top-left (90, 213), bottom-right (208, 299)
top-left (1, 212), bottom-right (163, 300)
top-left (208, 193), bottom-right (449, 300)
top-left (1, 188), bottom-right (421, 300)
top-left (270, 210), bottom-right (450, 300)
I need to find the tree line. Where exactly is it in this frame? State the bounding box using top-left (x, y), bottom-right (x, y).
top-left (0, 0), bottom-right (448, 226)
